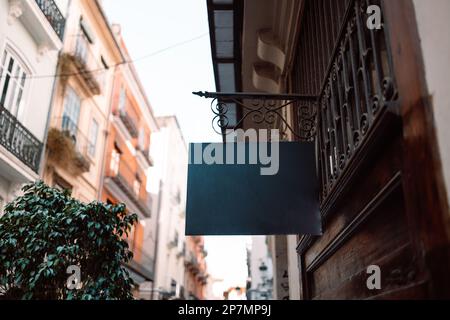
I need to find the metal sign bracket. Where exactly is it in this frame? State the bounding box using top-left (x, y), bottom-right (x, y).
top-left (193, 91), bottom-right (318, 141)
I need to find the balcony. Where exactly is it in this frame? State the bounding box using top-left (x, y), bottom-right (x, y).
top-left (176, 246), bottom-right (186, 259)
top-left (60, 35), bottom-right (102, 96)
top-left (196, 272), bottom-right (208, 286)
top-left (136, 146), bottom-right (154, 169)
top-left (106, 160), bottom-right (151, 218)
top-left (125, 250), bottom-right (154, 281)
top-left (46, 116), bottom-right (92, 174)
top-left (34, 0), bottom-right (65, 40)
top-left (199, 245), bottom-right (208, 258)
top-left (118, 109), bottom-right (139, 138)
top-left (185, 254), bottom-right (200, 275)
top-left (8, 0), bottom-right (65, 51)
top-left (0, 105), bottom-right (43, 173)
top-left (168, 237), bottom-right (178, 250)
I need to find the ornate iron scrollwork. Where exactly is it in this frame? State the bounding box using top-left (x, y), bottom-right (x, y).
top-left (193, 91), bottom-right (318, 141)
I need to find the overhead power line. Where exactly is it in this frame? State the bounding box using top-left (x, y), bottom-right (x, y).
top-left (0, 33), bottom-right (208, 80)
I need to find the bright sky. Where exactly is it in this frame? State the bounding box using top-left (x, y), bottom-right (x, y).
top-left (102, 0), bottom-right (250, 297)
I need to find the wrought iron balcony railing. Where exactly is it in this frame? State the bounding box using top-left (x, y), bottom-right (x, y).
top-left (118, 109), bottom-right (139, 138)
top-left (35, 0), bottom-right (66, 40)
top-left (136, 146), bottom-right (153, 167)
top-left (0, 105), bottom-right (43, 173)
top-left (61, 115), bottom-right (95, 159)
top-left (313, 0), bottom-right (397, 204)
top-left (284, 0), bottom-right (399, 208)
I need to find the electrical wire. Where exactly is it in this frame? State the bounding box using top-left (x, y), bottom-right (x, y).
top-left (0, 33), bottom-right (208, 80)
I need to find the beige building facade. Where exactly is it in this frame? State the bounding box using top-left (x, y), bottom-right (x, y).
top-left (43, 0), bottom-right (123, 202)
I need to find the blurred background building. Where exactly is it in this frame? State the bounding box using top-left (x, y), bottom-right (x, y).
top-left (184, 235), bottom-right (208, 300)
top-left (0, 0), bottom-right (213, 301)
top-left (100, 23), bottom-right (159, 298)
top-left (151, 116), bottom-right (190, 300)
top-left (43, 0), bottom-right (123, 203)
top-left (247, 236), bottom-right (273, 300)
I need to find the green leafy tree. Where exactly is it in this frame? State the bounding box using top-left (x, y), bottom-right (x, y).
top-left (0, 181), bottom-right (138, 300)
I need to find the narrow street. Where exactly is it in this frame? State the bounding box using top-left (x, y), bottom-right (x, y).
top-left (0, 0), bottom-right (449, 305)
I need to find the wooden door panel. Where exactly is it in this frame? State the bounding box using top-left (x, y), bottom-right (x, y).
top-left (304, 132), bottom-right (403, 267)
top-left (293, 0), bottom-right (450, 299)
top-left (308, 186), bottom-right (410, 298)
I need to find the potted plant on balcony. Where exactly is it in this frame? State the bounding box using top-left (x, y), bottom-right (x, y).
top-left (0, 181), bottom-right (138, 300)
top-left (46, 128), bottom-right (91, 174)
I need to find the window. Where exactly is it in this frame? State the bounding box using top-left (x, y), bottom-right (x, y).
top-left (62, 87), bottom-right (81, 138)
top-left (76, 17), bottom-right (94, 66)
top-left (170, 280), bottom-right (177, 296)
top-left (133, 177), bottom-right (141, 196)
top-left (75, 33), bottom-right (89, 65)
top-left (138, 127), bottom-right (146, 150)
top-left (101, 56), bottom-right (109, 70)
top-left (88, 119), bottom-right (99, 157)
top-left (110, 148), bottom-right (120, 176)
top-left (98, 56), bottom-right (109, 88)
top-left (118, 86), bottom-right (126, 112)
top-left (0, 48), bottom-right (29, 118)
top-left (80, 17), bottom-right (95, 44)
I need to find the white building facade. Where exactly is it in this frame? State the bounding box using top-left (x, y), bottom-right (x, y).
top-left (151, 116), bottom-right (188, 299)
top-left (0, 0), bottom-right (67, 209)
top-left (248, 236), bottom-right (273, 300)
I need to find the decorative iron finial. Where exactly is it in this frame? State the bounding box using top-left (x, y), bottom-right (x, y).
top-left (192, 91), bottom-right (211, 98)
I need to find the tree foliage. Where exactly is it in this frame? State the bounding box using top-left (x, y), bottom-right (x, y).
top-left (0, 181), bottom-right (138, 300)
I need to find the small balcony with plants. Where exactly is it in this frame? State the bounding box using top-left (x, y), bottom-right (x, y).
top-left (46, 116), bottom-right (93, 175)
top-left (60, 34), bottom-right (103, 96)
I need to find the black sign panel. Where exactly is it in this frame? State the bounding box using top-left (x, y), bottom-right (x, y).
top-left (185, 142), bottom-right (322, 236)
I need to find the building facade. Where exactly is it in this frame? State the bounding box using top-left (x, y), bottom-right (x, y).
top-left (184, 236), bottom-right (208, 300)
top-left (100, 24), bottom-right (159, 299)
top-left (247, 236), bottom-right (273, 300)
top-left (206, 0), bottom-right (450, 299)
top-left (43, 0), bottom-right (123, 203)
top-left (0, 0), bottom-right (67, 211)
top-left (152, 116), bottom-right (189, 300)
